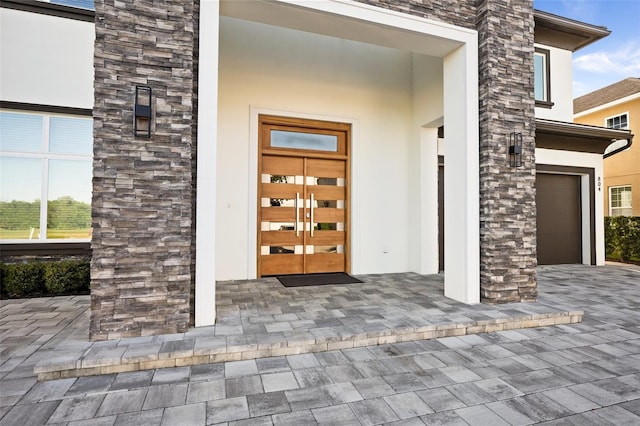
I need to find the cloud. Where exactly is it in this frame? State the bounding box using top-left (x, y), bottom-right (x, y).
top-left (561, 0), bottom-right (597, 21)
top-left (573, 42), bottom-right (640, 75)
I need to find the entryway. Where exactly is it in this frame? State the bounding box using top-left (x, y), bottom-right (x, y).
top-left (258, 115), bottom-right (350, 277)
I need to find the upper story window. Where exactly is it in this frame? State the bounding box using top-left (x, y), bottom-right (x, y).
top-left (609, 185), bottom-right (632, 216)
top-left (0, 110), bottom-right (93, 242)
top-left (606, 113), bottom-right (629, 130)
top-left (38, 0), bottom-right (94, 10)
top-left (534, 48), bottom-right (552, 107)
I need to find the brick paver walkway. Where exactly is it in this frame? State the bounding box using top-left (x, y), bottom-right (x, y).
top-left (32, 273), bottom-right (581, 381)
top-left (1, 264), bottom-right (639, 425)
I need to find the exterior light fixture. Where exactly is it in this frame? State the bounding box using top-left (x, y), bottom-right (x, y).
top-left (509, 132), bottom-right (523, 167)
top-left (134, 85), bottom-right (152, 138)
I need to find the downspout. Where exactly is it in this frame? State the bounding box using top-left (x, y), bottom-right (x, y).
top-left (603, 136), bottom-right (633, 159)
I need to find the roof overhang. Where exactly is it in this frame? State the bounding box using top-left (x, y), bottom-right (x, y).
top-left (536, 119), bottom-right (633, 156)
top-left (534, 10), bottom-right (610, 51)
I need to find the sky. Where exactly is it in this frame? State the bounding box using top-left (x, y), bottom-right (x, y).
top-left (534, 0), bottom-right (640, 98)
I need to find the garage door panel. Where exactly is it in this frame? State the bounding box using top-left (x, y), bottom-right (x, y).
top-left (536, 173), bottom-right (582, 265)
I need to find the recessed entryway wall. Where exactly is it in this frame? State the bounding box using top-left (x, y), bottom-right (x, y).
top-left (195, 0), bottom-right (480, 326)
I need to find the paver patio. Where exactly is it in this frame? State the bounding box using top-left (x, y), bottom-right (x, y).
top-left (19, 272), bottom-right (584, 381)
top-left (0, 264), bottom-right (639, 425)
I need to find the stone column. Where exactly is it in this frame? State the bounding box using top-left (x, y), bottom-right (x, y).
top-left (90, 0), bottom-right (197, 340)
top-left (476, 0), bottom-right (538, 303)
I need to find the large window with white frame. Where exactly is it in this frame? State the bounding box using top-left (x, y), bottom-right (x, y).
top-left (0, 110), bottom-right (93, 242)
top-left (534, 48), bottom-right (552, 106)
top-left (605, 113), bottom-right (629, 130)
top-left (609, 185), bottom-right (632, 217)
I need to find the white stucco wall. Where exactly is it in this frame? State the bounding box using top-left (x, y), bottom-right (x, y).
top-left (534, 44), bottom-right (574, 122)
top-left (216, 16), bottom-right (445, 280)
top-left (536, 148), bottom-right (605, 265)
top-left (0, 9), bottom-right (94, 108)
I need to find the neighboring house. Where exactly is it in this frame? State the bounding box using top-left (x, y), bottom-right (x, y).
top-left (1, 1), bottom-right (632, 340)
top-left (574, 78), bottom-right (640, 217)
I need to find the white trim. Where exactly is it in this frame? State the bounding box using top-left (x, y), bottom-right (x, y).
top-left (608, 185), bottom-right (632, 216)
top-left (534, 50), bottom-right (548, 102)
top-left (0, 151), bottom-right (89, 160)
top-left (603, 111), bottom-right (629, 130)
top-left (248, 106), bottom-right (358, 279)
top-left (581, 174), bottom-right (591, 264)
top-left (0, 110), bottom-right (92, 243)
top-left (194, 0), bottom-right (219, 327)
top-left (574, 93), bottom-right (640, 118)
top-left (278, 0), bottom-right (478, 40)
top-left (443, 42), bottom-right (480, 304)
top-left (221, 0), bottom-right (475, 57)
top-left (419, 127), bottom-right (439, 274)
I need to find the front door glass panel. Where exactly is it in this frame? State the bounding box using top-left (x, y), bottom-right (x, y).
top-left (270, 130), bottom-right (338, 152)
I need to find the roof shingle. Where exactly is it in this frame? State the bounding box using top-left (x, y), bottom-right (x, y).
top-left (574, 77), bottom-right (640, 114)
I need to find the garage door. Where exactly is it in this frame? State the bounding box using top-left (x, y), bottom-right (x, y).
top-left (536, 173), bottom-right (582, 264)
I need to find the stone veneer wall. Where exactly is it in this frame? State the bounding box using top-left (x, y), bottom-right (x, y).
top-left (91, 0), bottom-right (197, 340)
top-left (361, 0), bottom-right (538, 303)
top-left (476, 0), bottom-right (538, 302)
top-left (358, 0), bottom-right (477, 30)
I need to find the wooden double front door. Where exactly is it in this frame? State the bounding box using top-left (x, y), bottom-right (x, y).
top-left (258, 115), bottom-right (350, 277)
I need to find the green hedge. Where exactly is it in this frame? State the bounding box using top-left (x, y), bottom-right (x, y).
top-left (605, 216), bottom-right (640, 262)
top-left (1, 260), bottom-right (90, 298)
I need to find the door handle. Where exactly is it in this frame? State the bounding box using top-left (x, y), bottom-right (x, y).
top-left (310, 193), bottom-right (314, 237)
top-left (295, 192), bottom-right (300, 237)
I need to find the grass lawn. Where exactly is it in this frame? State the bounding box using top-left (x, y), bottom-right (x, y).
top-left (0, 228), bottom-right (90, 240)
top-left (606, 252), bottom-right (640, 266)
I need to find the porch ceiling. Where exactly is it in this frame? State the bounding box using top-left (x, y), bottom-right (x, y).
top-left (220, 0), bottom-right (465, 57)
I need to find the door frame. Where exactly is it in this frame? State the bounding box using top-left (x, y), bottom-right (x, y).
top-left (249, 107), bottom-right (357, 279)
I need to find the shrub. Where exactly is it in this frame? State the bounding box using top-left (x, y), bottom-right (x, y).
top-left (1, 262), bottom-right (45, 297)
top-left (1, 259), bottom-right (90, 298)
top-left (605, 216), bottom-right (640, 262)
top-left (44, 260), bottom-right (90, 295)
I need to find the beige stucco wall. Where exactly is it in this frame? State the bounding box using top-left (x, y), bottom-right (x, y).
top-left (575, 98), bottom-right (640, 216)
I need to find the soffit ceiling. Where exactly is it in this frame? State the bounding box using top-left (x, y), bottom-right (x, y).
top-left (536, 119), bottom-right (633, 154)
top-left (534, 10), bottom-right (610, 52)
top-left (220, 0), bottom-right (464, 58)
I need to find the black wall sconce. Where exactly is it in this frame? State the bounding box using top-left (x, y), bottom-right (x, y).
top-left (134, 85), bottom-right (152, 138)
top-left (509, 132), bottom-right (523, 167)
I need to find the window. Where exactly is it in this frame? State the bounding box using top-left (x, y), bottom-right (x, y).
top-left (534, 48), bottom-right (552, 106)
top-left (606, 113), bottom-right (629, 130)
top-left (609, 186), bottom-right (632, 216)
top-left (0, 111), bottom-right (93, 241)
top-left (38, 0), bottom-right (94, 10)
top-left (270, 130), bottom-right (338, 152)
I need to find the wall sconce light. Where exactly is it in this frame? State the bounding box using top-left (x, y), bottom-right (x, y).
top-left (134, 85), bottom-right (152, 138)
top-left (509, 132), bottom-right (523, 167)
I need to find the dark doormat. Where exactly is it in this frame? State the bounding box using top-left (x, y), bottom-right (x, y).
top-left (277, 272), bottom-right (363, 287)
